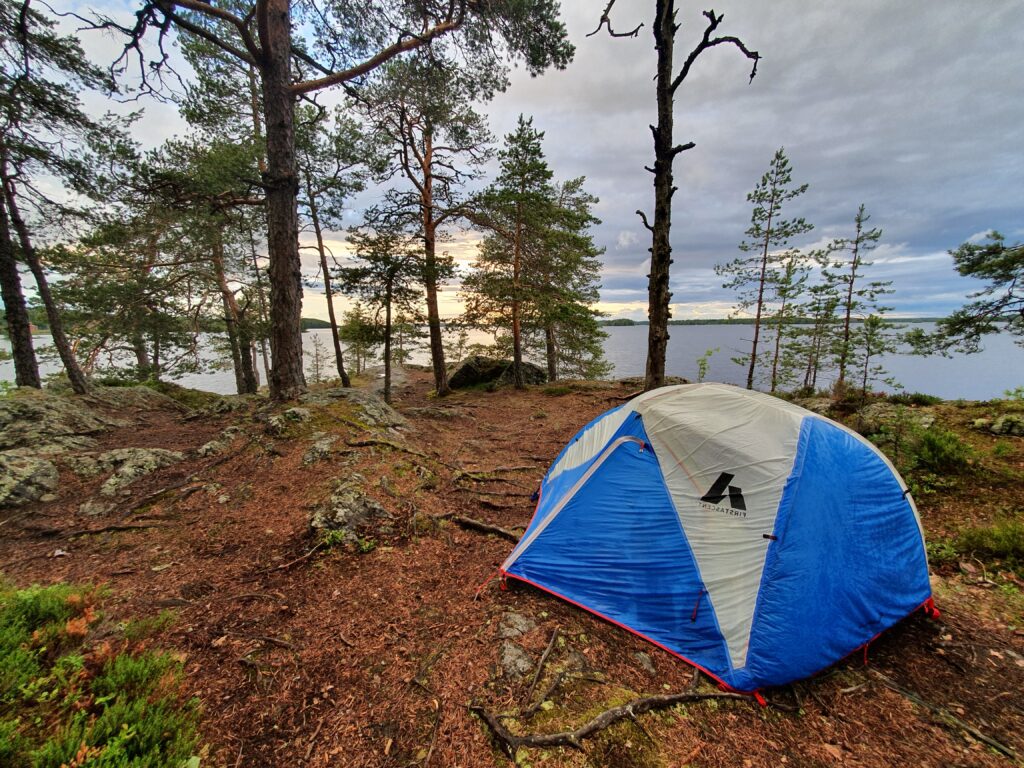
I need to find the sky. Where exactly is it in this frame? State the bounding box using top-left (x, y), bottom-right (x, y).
top-left (68, 0), bottom-right (1024, 321)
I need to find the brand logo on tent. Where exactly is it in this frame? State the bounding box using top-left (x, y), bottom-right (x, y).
top-left (700, 472), bottom-right (746, 513)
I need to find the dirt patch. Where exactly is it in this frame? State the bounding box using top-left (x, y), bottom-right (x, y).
top-left (1, 375), bottom-right (1021, 767)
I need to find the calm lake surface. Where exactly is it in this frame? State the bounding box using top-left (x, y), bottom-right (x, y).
top-left (3, 323), bottom-right (1019, 401)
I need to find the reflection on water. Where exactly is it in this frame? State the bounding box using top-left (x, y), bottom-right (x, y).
top-left (2, 323), bottom-right (1018, 400)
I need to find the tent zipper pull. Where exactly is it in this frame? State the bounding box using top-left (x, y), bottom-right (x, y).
top-left (690, 588), bottom-right (705, 623)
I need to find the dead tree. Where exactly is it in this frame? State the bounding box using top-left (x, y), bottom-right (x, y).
top-left (590, 2), bottom-right (759, 391)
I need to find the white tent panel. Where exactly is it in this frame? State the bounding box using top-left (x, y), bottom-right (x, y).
top-left (635, 385), bottom-right (805, 669)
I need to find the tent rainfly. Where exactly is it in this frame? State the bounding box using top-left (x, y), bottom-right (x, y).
top-left (501, 383), bottom-right (935, 692)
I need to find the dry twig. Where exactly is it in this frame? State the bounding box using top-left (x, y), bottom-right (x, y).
top-left (525, 628), bottom-right (559, 704)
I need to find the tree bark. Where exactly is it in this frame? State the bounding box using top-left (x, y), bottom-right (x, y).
top-left (644, 0), bottom-right (676, 392)
top-left (211, 227), bottom-right (246, 394)
top-left (545, 325), bottom-right (557, 382)
top-left (1, 152), bottom-right (88, 393)
top-left (259, 0), bottom-right (305, 400)
top-left (421, 125), bottom-right (451, 396)
top-left (304, 169), bottom-right (350, 387)
top-left (0, 191), bottom-right (39, 388)
top-left (383, 276), bottom-right (393, 404)
top-left (511, 200), bottom-right (526, 390)
top-left (836, 229), bottom-right (862, 392)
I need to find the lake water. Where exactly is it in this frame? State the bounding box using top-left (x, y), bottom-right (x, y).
top-left (2, 323), bottom-right (1019, 401)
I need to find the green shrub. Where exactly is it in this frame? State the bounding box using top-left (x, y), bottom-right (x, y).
top-left (122, 611), bottom-right (175, 643)
top-left (914, 428), bottom-right (973, 474)
top-left (926, 539), bottom-right (959, 568)
top-left (992, 440), bottom-right (1013, 459)
top-left (888, 392), bottom-right (942, 406)
top-left (956, 519), bottom-right (1024, 564)
top-left (92, 652), bottom-right (181, 702)
top-left (0, 582), bottom-right (201, 768)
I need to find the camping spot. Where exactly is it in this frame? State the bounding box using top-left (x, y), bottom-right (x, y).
top-left (0, 374), bottom-right (1021, 767)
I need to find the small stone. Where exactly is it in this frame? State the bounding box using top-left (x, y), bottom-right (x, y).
top-left (303, 434), bottom-right (337, 465)
top-left (499, 641), bottom-right (534, 679)
top-left (197, 440), bottom-right (226, 457)
top-left (498, 612), bottom-right (537, 639)
top-left (79, 499), bottom-right (114, 516)
top-left (283, 407), bottom-right (311, 422)
top-left (97, 448), bottom-right (184, 497)
top-left (634, 651), bottom-right (657, 674)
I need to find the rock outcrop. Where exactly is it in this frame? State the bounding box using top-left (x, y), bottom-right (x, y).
top-left (448, 356), bottom-right (547, 389)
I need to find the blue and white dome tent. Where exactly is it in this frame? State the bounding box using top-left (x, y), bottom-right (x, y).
top-left (500, 383), bottom-right (936, 692)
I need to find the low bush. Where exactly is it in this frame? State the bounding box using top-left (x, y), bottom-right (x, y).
top-left (888, 392), bottom-right (943, 406)
top-left (0, 580), bottom-right (201, 767)
top-left (956, 519), bottom-right (1024, 566)
top-left (913, 428), bottom-right (973, 474)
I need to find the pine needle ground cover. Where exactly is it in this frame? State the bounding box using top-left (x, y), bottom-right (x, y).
top-left (0, 581), bottom-right (201, 768)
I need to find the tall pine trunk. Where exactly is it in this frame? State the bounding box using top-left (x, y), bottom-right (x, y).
top-left (259, 0), bottom-right (305, 400)
top-left (511, 201), bottom-right (525, 389)
top-left (383, 278), bottom-right (393, 404)
top-left (304, 169), bottom-right (350, 387)
top-left (545, 325), bottom-right (557, 382)
top-left (0, 191), bottom-right (39, 387)
top-left (211, 227), bottom-right (254, 394)
top-left (645, 0), bottom-right (676, 391)
top-left (421, 126), bottom-right (450, 396)
top-left (1, 153), bottom-right (87, 394)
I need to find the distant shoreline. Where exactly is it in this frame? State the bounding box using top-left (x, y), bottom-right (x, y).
top-left (596, 317), bottom-right (945, 327)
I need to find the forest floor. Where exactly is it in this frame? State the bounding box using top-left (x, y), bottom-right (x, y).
top-left (1, 371), bottom-right (1023, 768)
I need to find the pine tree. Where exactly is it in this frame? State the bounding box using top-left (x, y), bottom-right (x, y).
top-left (337, 226), bottom-right (421, 403)
top-left (359, 57), bottom-right (491, 396)
top-left (0, 0), bottom-right (127, 392)
top-left (716, 148), bottom-right (813, 390)
top-left (765, 253), bottom-right (809, 393)
top-left (465, 116), bottom-right (557, 389)
top-left (591, 3), bottom-right (759, 390)
top-left (107, 0), bottom-right (573, 400)
top-left (823, 204), bottom-right (891, 394)
top-left (531, 178), bottom-right (610, 381)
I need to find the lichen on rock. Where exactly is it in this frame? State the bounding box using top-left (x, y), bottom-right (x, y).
top-left (0, 454), bottom-right (59, 507)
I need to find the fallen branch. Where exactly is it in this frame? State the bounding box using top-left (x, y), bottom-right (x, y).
top-left (867, 669), bottom-right (1018, 761)
top-left (272, 542), bottom-right (326, 572)
top-left (424, 701), bottom-right (443, 767)
top-left (525, 629), bottom-right (559, 705)
top-left (64, 522), bottom-right (164, 538)
top-left (472, 689), bottom-right (752, 755)
top-left (609, 388), bottom-right (644, 402)
top-left (436, 514), bottom-right (522, 542)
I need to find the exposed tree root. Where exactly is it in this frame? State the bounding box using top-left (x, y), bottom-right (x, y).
top-left (867, 669), bottom-right (1018, 760)
top-left (472, 689), bottom-right (752, 756)
top-left (345, 438), bottom-right (427, 458)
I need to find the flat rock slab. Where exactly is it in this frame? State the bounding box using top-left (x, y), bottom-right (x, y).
top-left (0, 454), bottom-right (59, 507)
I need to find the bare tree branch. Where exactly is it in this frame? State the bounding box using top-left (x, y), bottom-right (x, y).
top-left (671, 10), bottom-right (760, 93)
top-left (636, 209), bottom-right (653, 232)
top-left (586, 0), bottom-right (642, 39)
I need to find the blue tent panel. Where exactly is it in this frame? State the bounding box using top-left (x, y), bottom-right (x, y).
top-left (506, 421), bottom-right (733, 680)
top-left (738, 418), bottom-right (932, 690)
